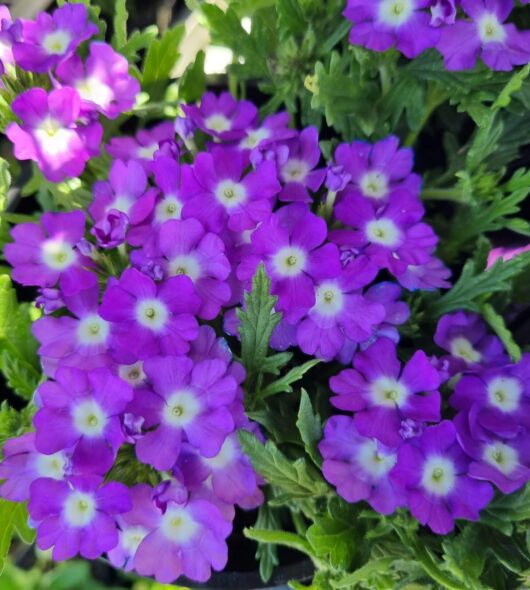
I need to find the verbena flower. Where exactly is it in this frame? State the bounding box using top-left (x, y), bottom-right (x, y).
top-left (238, 111), bottom-right (295, 152)
top-left (0, 5), bottom-right (19, 73)
top-left (429, 0), bottom-right (459, 26)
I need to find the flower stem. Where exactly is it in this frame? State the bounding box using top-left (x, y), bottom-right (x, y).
top-left (405, 84), bottom-right (448, 147)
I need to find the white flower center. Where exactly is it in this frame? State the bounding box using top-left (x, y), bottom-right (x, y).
top-left (161, 507), bottom-right (199, 544)
top-left (365, 218), bottom-right (402, 247)
top-left (77, 314), bottom-right (110, 346)
top-left (121, 525), bottom-right (149, 554)
top-left (111, 194), bottom-right (132, 214)
top-left (272, 246), bottom-right (307, 278)
top-left (118, 361), bottom-right (146, 387)
top-left (41, 238), bottom-right (76, 271)
top-left (155, 195), bottom-right (182, 222)
top-left (281, 158), bottom-right (310, 183)
top-left (135, 299), bottom-right (169, 332)
top-left (378, 0), bottom-right (414, 27)
top-left (487, 377), bottom-right (521, 413)
top-left (42, 30), bottom-right (72, 55)
top-left (72, 399), bottom-right (108, 437)
top-left (163, 390), bottom-right (201, 427)
top-left (478, 13), bottom-right (506, 43)
top-left (215, 180), bottom-right (247, 209)
top-left (240, 128), bottom-right (270, 149)
top-left (449, 337), bottom-right (481, 363)
top-left (64, 491), bottom-right (96, 527)
top-left (483, 441), bottom-right (518, 476)
top-left (371, 376), bottom-right (408, 408)
top-left (421, 456), bottom-right (456, 496)
top-left (203, 436), bottom-right (236, 470)
top-left (168, 254), bottom-right (202, 282)
top-left (360, 171), bottom-right (389, 199)
top-left (35, 118), bottom-right (72, 157)
top-left (137, 144), bottom-right (158, 160)
top-left (34, 451), bottom-right (67, 479)
top-left (314, 282), bottom-right (344, 317)
top-left (204, 114), bottom-right (231, 134)
top-left (357, 439), bottom-right (397, 478)
top-left (76, 76), bottom-right (114, 108)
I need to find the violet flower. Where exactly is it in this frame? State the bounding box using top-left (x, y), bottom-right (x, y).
top-left (429, 0), bottom-right (459, 26)
top-left (239, 111), bottom-right (296, 152)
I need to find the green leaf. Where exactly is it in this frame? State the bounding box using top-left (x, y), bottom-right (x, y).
top-left (485, 485), bottom-right (530, 524)
top-left (178, 51), bottom-right (206, 103)
top-left (120, 26), bottom-right (159, 63)
top-left (254, 504), bottom-right (280, 582)
top-left (492, 64), bottom-right (530, 113)
top-left (442, 526), bottom-right (486, 587)
top-left (276, 0), bottom-right (306, 39)
top-left (481, 303), bottom-right (521, 362)
top-left (244, 527), bottom-right (314, 558)
top-left (0, 276), bottom-right (17, 340)
top-left (112, 0), bottom-right (128, 49)
top-left (307, 514), bottom-right (356, 570)
top-left (296, 389), bottom-right (322, 467)
top-left (0, 402), bottom-right (34, 451)
top-left (332, 558), bottom-right (395, 588)
top-left (0, 349), bottom-right (41, 401)
top-left (0, 500), bottom-right (34, 575)
top-left (260, 359), bottom-right (320, 399)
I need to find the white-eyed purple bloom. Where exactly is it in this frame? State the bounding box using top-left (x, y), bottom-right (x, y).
top-left (320, 416), bottom-right (405, 514)
top-left (6, 87), bottom-right (103, 182)
top-left (28, 476), bottom-right (131, 560)
top-left (330, 338), bottom-right (441, 447)
top-left (239, 111), bottom-right (296, 152)
top-left (34, 367), bottom-right (133, 473)
top-left (391, 421), bottom-right (494, 534)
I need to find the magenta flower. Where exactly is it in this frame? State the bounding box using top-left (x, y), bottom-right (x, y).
top-left (344, 0), bottom-right (440, 58)
top-left (278, 127), bottom-right (326, 203)
top-left (0, 6), bottom-right (19, 71)
top-left (330, 338), bottom-right (441, 447)
top-left (434, 311), bottom-right (507, 375)
top-left (99, 268), bottom-right (200, 363)
top-left (56, 42), bottom-right (139, 119)
top-left (182, 147), bottom-right (281, 233)
top-left (182, 91), bottom-right (258, 141)
top-left (237, 203), bottom-right (341, 322)
top-left (28, 476), bottom-right (131, 560)
top-left (0, 433), bottom-right (70, 502)
top-left (4, 210), bottom-right (97, 295)
top-left (92, 209), bottom-right (129, 250)
top-left (429, 0), bottom-right (459, 26)
top-left (361, 282), bottom-right (410, 347)
top-left (391, 421), bottom-right (494, 534)
top-left (437, 0), bottom-right (530, 71)
top-left (396, 256), bottom-right (451, 291)
top-left (6, 87), bottom-right (102, 182)
top-left (34, 367), bottom-right (133, 473)
top-left (238, 111), bottom-right (296, 152)
top-left (129, 355), bottom-right (237, 470)
top-left (13, 4), bottom-right (98, 72)
top-left (157, 218), bottom-right (231, 320)
top-left (334, 137), bottom-right (421, 203)
top-left (320, 416), bottom-right (405, 514)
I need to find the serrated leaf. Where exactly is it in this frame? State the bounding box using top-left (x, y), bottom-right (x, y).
top-left (332, 558), bottom-right (395, 588)
top-left (260, 359), bottom-right (320, 399)
top-left (112, 0), bottom-right (128, 49)
top-left (307, 516), bottom-right (356, 570)
top-left (442, 526), bottom-right (486, 586)
top-left (276, 0), bottom-right (306, 39)
top-left (244, 527), bottom-right (314, 558)
top-left (120, 26), bottom-right (159, 63)
top-left (481, 303), bottom-right (521, 362)
top-left (296, 389), bottom-right (322, 467)
top-left (254, 504), bottom-right (280, 582)
top-left (178, 50), bottom-right (206, 103)
top-left (0, 349), bottom-right (40, 401)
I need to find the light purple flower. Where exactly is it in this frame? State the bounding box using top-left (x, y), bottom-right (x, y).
top-left (344, 0), bottom-right (441, 58)
top-left (437, 0), bottom-right (530, 71)
top-left (6, 87), bottom-right (102, 182)
top-left (129, 355), bottom-right (237, 470)
top-left (36, 287), bottom-right (65, 314)
top-left (0, 6), bottom-right (19, 71)
top-left (237, 203), bottom-right (341, 322)
top-left (396, 256), bottom-right (451, 291)
top-left (99, 268), bottom-right (200, 363)
top-left (487, 243), bottom-right (530, 267)
top-left (0, 433), bottom-right (70, 502)
top-left (56, 42), bottom-right (139, 119)
top-left (33, 367), bottom-right (133, 473)
top-left (238, 111), bottom-right (296, 152)
top-left (182, 91), bottom-right (258, 141)
top-left (13, 4), bottom-right (98, 72)
top-left (4, 210), bottom-right (97, 295)
top-left (92, 209), bottom-right (129, 249)
top-left (278, 127), bottom-right (326, 203)
top-left (182, 147), bottom-right (281, 233)
top-left (320, 415), bottom-right (405, 514)
top-left (391, 421), bottom-right (494, 534)
top-left (28, 476), bottom-right (131, 560)
top-left (330, 338), bottom-right (441, 447)
top-left (430, 0), bottom-right (459, 26)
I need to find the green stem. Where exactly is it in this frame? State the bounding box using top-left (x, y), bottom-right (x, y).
top-left (405, 84), bottom-right (448, 147)
top-left (421, 187), bottom-right (468, 204)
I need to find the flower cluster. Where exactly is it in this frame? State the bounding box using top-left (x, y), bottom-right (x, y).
top-left (320, 311), bottom-right (530, 534)
top-left (344, 0), bottom-right (530, 71)
top-left (0, 4), bottom-right (139, 181)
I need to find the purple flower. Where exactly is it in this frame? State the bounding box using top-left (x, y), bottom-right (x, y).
top-left (450, 357), bottom-right (530, 439)
top-left (0, 6), bottom-right (19, 72)
top-left (182, 147), bottom-right (280, 233)
top-left (454, 412), bottom-right (530, 494)
top-left (13, 4), bottom-right (98, 72)
top-left (56, 42), bottom-right (139, 119)
top-left (0, 433), bottom-right (70, 502)
top-left (33, 367), bottom-right (133, 473)
top-left (28, 476), bottom-right (131, 560)
top-left (487, 243), bottom-right (530, 267)
top-left (92, 209), bottom-right (129, 249)
top-left (434, 311), bottom-right (507, 375)
top-left (129, 356), bottom-right (237, 470)
top-left (237, 203), bottom-right (341, 322)
top-left (429, 0), bottom-right (459, 26)
top-left (437, 0), bottom-right (530, 71)
top-left (32, 283), bottom-right (111, 377)
top-left (334, 137), bottom-right (421, 203)
top-left (4, 210), bottom-right (97, 295)
top-left (157, 218), bottom-right (231, 320)
top-left (391, 421), bottom-right (494, 534)
top-left (278, 127), bottom-right (326, 203)
top-left (396, 256), bottom-right (451, 291)
top-left (296, 257), bottom-right (386, 361)
top-left (99, 268), bottom-right (200, 363)
top-left (36, 287), bottom-right (65, 314)
top-left (330, 338), bottom-right (441, 447)
top-left (320, 416), bottom-right (405, 514)
top-left (6, 87), bottom-right (102, 182)
top-left (182, 91), bottom-right (258, 141)
top-left (239, 111), bottom-right (296, 152)
top-left (344, 0), bottom-right (441, 58)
